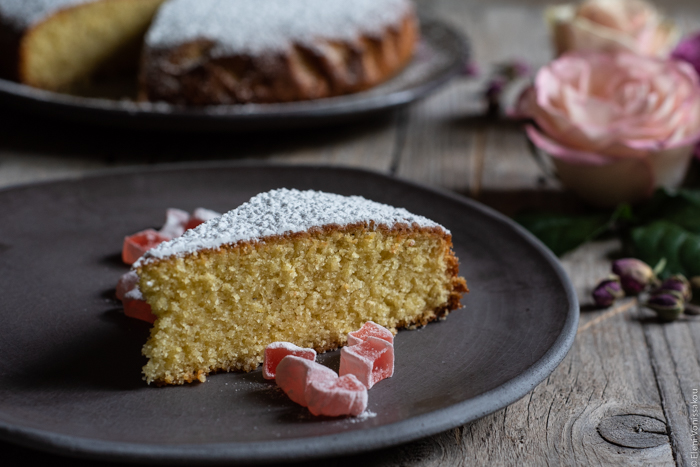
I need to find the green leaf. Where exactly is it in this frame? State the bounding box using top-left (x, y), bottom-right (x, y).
top-left (634, 188), bottom-right (700, 234)
top-left (611, 203), bottom-right (634, 223)
top-left (629, 220), bottom-right (700, 278)
top-left (515, 212), bottom-right (610, 256)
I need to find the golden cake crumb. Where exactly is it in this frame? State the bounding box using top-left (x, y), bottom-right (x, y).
top-left (138, 224), bottom-right (466, 385)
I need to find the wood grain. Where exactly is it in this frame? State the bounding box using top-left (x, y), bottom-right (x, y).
top-left (266, 115), bottom-right (398, 172)
top-left (644, 320), bottom-right (700, 467)
top-left (394, 83), bottom-right (479, 192)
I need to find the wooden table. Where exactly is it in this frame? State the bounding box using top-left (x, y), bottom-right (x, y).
top-left (2, 0), bottom-right (700, 465)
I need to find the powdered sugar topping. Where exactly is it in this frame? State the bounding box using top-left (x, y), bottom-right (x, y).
top-left (146, 0), bottom-right (413, 56)
top-left (266, 342), bottom-right (312, 352)
top-left (136, 188), bottom-right (445, 265)
top-left (349, 410), bottom-right (377, 422)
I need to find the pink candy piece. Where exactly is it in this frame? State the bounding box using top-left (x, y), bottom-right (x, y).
top-left (184, 218), bottom-right (205, 231)
top-left (347, 321), bottom-right (394, 346)
top-left (275, 356), bottom-right (336, 407)
top-left (340, 336), bottom-right (394, 389)
top-left (263, 342), bottom-right (317, 380)
top-left (159, 208), bottom-right (189, 239)
top-left (193, 208), bottom-right (221, 221)
top-left (172, 207), bottom-right (222, 231)
top-left (306, 374), bottom-right (367, 417)
top-left (116, 271), bottom-right (155, 323)
top-left (122, 229), bottom-right (170, 265)
top-left (122, 208), bottom-right (222, 265)
top-left (122, 289), bottom-right (156, 324)
top-left (115, 270), bottom-right (139, 301)
top-left (185, 208), bottom-right (221, 230)
top-left (159, 207), bottom-right (222, 237)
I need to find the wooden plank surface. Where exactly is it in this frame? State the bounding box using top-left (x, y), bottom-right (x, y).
top-left (1, 0), bottom-right (699, 465)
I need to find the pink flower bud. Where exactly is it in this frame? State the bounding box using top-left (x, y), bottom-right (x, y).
top-left (592, 276), bottom-right (625, 308)
top-left (612, 258), bottom-right (655, 294)
top-left (646, 293), bottom-right (684, 322)
top-left (655, 274), bottom-right (692, 302)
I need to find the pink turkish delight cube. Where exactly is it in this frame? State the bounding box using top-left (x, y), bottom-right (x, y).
top-left (159, 208), bottom-right (189, 239)
top-left (263, 342), bottom-right (316, 380)
top-left (306, 374), bottom-right (368, 417)
top-left (116, 270), bottom-right (139, 301)
top-left (122, 229), bottom-right (170, 265)
top-left (116, 272), bottom-right (156, 324)
top-left (347, 321), bottom-right (394, 346)
top-left (122, 289), bottom-right (156, 324)
top-left (185, 208), bottom-right (221, 231)
top-left (340, 336), bottom-right (394, 389)
top-left (275, 356), bottom-right (336, 407)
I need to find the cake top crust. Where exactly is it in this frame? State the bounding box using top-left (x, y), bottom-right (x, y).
top-left (135, 188), bottom-right (446, 266)
top-left (0, 0), bottom-right (93, 29)
top-left (145, 0), bottom-right (413, 56)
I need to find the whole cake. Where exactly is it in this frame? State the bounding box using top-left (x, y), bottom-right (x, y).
top-left (0, 0), bottom-right (166, 90)
top-left (140, 0), bottom-right (418, 104)
top-left (134, 189), bottom-right (467, 385)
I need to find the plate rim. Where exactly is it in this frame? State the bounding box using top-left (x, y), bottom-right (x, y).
top-left (0, 162), bottom-right (579, 464)
top-left (0, 20), bottom-right (469, 131)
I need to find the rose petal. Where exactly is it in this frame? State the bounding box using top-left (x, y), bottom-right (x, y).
top-left (525, 125), bottom-right (611, 165)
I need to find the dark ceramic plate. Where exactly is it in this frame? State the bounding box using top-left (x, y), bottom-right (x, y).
top-left (0, 164), bottom-right (578, 464)
top-left (0, 21), bottom-right (467, 131)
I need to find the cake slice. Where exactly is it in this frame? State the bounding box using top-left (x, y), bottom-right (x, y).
top-left (134, 189), bottom-right (467, 385)
top-left (0, 0), bottom-right (166, 90)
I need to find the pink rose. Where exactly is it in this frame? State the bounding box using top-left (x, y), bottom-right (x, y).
top-left (517, 51), bottom-right (700, 206)
top-left (547, 0), bottom-right (678, 58)
top-left (672, 31), bottom-right (700, 160)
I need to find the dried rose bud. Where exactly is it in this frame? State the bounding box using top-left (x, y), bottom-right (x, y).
top-left (655, 274), bottom-right (692, 303)
top-left (612, 258), bottom-right (655, 295)
top-left (646, 293), bottom-right (684, 322)
top-left (592, 276), bottom-right (625, 308)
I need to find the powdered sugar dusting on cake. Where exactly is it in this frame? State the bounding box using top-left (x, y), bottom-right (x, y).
top-left (136, 189), bottom-right (445, 265)
top-left (146, 0), bottom-right (413, 56)
top-left (0, 0), bottom-right (94, 29)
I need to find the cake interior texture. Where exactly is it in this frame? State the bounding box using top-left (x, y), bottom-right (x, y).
top-left (138, 224), bottom-right (466, 385)
top-left (20, 0), bottom-right (165, 90)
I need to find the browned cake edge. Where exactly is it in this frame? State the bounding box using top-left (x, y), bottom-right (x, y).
top-left (138, 222), bottom-right (468, 385)
top-left (138, 11), bottom-right (419, 105)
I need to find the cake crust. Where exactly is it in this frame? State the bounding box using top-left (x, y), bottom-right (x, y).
top-left (139, 0), bottom-right (418, 104)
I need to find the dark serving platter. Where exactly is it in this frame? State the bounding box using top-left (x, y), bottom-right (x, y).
top-left (0, 21), bottom-right (468, 131)
top-left (0, 164), bottom-right (578, 464)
